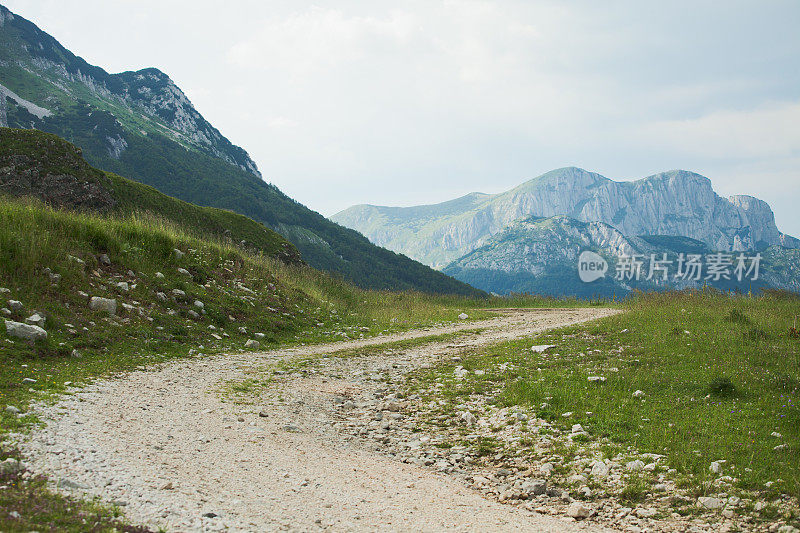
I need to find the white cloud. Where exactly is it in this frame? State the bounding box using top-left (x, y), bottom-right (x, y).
top-left (640, 101), bottom-right (800, 159)
top-left (3, 0), bottom-right (800, 236)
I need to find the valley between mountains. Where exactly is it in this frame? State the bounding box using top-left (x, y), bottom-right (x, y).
top-left (16, 309), bottom-right (618, 532)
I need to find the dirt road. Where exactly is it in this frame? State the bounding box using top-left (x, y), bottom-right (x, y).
top-left (20, 308), bottom-right (619, 532)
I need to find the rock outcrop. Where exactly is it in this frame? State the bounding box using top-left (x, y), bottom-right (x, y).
top-left (333, 168), bottom-right (798, 269)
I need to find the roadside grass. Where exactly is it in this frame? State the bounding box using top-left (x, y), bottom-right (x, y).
top-left (0, 197), bottom-right (560, 532)
top-left (408, 289), bottom-right (800, 501)
top-left (0, 447), bottom-right (149, 533)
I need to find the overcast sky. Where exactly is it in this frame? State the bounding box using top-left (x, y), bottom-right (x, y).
top-left (6, 1), bottom-right (800, 236)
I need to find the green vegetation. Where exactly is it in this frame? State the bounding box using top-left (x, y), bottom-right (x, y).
top-left (0, 193), bottom-right (500, 531)
top-left (409, 290), bottom-right (800, 498)
top-left (0, 8), bottom-right (485, 296)
top-left (0, 446), bottom-right (148, 532)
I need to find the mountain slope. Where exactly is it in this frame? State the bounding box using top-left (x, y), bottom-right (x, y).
top-left (443, 215), bottom-right (800, 297)
top-left (0, 127), bottom-right (304, 263)
top-left (333, 167), bottom-right (799, 269)
top-left (0, 4), bottom-right (481, 297)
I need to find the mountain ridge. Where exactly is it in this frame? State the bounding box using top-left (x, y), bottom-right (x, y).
top-left (332, 166), bottom-right (799, 269)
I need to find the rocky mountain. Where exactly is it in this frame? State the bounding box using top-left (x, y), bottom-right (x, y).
top-left (0, 4), bottom-right (483, 297)
top-left (443, 215), bottom-right (800, 297)
top-left (333, 167), bottom-right (800, 269)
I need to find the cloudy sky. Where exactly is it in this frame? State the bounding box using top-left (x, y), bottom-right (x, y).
top-left (6, 1), bottom-right (800, 235)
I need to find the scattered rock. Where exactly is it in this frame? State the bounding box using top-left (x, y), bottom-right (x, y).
top-left (172, 289), bottom-right (186, 299)
top-left (155, 272), bottom-right (165, 279)
top-left (178, 268), bottom-right (191, 276)
top-left (254, 332), bottom-right (266, 340)
top-left (173, 249), bottom-right (185, 259)
top-left (98, 253), bottom-right (111, 265)
top-left (633, 390), bottom-right (645, 398)
top-left (591, 460), bottom-right (609, 477)
top-left (530, 344), bottom-right (555, 353)
top-left (116, 281), bottom-right (129, 292)
top-left (522, 479), bottom-right (547, 496)
top-left (0, 308), bottom-right (10, 316)
top-left (566, 502), bottom-right (592, 519)
top-left (156, 292), bottom-right (167, 302)
top-left (5, 319), bottom-right (47, 341)
top-left (71, 349), bottom-right (81, 358)
top-left (245, 339), bottom-right (260, 349)
top-left (194, 300), bottom-right (204, 309)
top-left (697, 496), bottom-right (724, 509)
top-left (89, 296), bottom-right (117, 316)
top-left (626, 460), bottom-right (645, 471)
top-left (453, 366), bottom-right (468, 379)
top-left (24, 312), bottom-right (46, 327)
top-left (188, 310), bottom-right (200, 319)
top-left (8, 300), bottom-right (23, 313)
top-left (4, 405), bottom-right (20, 415)
top-left (458, 313), bottom-right (469, 320)
top-left (58, 478), bottom-right (90, 490)
top-left (710, 460), bottom-right (724, 474)
top-left (460, 411), bottom-right (477, 426)
top-left (587, 376), bottom-right (606, 382)
top-left (0, 458), bottom-right (23, 475)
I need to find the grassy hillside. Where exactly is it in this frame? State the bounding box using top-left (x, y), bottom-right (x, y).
top-left (0, 128), bottom-right (302, 264)
top-left (0, 6), bottom-right (484, 296)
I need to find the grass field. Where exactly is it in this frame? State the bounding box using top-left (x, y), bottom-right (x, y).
top-left (407, 289), bottom-right (800, 510)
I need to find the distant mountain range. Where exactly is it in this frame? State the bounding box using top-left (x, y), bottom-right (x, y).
top-left (333, 167), bottom-right (800, 296)
top-left (0, 4), bottom-right (482, 297)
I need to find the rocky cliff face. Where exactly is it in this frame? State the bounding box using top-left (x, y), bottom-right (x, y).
top-left (333, 167), bottom-right (798, 268)
top-left (0, 4), bottom-right (259, 176)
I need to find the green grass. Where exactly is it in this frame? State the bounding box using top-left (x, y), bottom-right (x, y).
top-left (0, 195), bottom-right (521, 531)
top-left (408, 289), bottom-right (800, 499)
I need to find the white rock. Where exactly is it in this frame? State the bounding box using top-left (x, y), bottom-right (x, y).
top-left (89, 297), bottom-right (117, 316)
top-left (5, 320), bottom-right (47, 341)
top-left (173, 248), bottom-right (185, 259)
top-left (116, 281), bottom-right (129, 292)
top-left (155, 272), bottom-right (165, 279)
top-left (171, 289), bottom-right (186, 299)
top-left (98, 253), bottom-right (111, 265)
top-left (156, 292), bottom-right (167, 302)
top-left (626, 460), bottom-right (645, 471)
top-left (530, 344), bottom-right (555, 353)
top-left (697, 496), bottom-right (723, 509)
top-left (458, 313), bottom-right (469, 320)
top-left (460, 411), bottom-right (477, 426)
top-left (253, 332), bottom-right (266, 340)
top-left (571, 424), bottom-right (585, 434)
top-left (566, 502), bottom-right (592, 519)
top-left (245, 339), bottom-right (260, 349)
top-left (453, 366), bottom-right (468, 379)
top-left (24, 313), bottom-right (45, 327)
top-left (587, 376), bottom-right (606, 382)
top-left (194, 300), bottom-right (204, 309)
top-left (177, 268), bottom-right (191, 276)
top-left (633, 390), bottom-right (645, 398)
top-left (8, 300), bottom-right (23, 313)
top-left (4, 405), bottom-right (20, 415)
top-left (591, 460), bottom-right (609, 477)
top-left (709, 460), bottom-right (724, 474)
top-left (540, 463), bottom-right (554, 476)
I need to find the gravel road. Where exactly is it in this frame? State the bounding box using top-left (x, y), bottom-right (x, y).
top-left (19, 308), bottom-right (620, 532)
